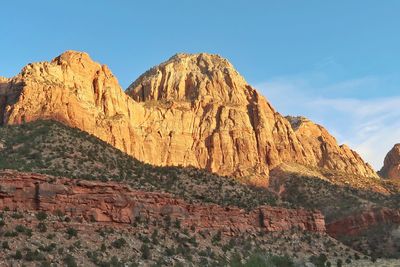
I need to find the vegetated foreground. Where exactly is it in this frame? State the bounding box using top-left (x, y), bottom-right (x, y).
top-left (0, 170), bottom-right (382, 267)
top-left (1, 121), bottom-right (400, 265)
top-left (0, 209), bottom-right (369, 267)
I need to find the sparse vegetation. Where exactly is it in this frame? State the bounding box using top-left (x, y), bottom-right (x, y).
top-left (0, 199), bottom-right (394, 265)
top-left (273, 172), bottom-right (400, 258)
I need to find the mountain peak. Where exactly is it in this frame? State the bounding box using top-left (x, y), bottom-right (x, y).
top-left (166, 52), bottom-right (233, 67)
top-left (54, 49), bottom-right (90, 58)
top-left (126, 52), bottom-right (248, 104)
top-left (50, 50), bottom-right (110, 75)
top-left (380, 144), bottom-right (400, 179)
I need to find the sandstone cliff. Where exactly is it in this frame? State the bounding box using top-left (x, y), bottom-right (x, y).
top-left (380, 144), bottom-right (400, 179)
top-left (127, 53), bottom-right (377, 180)
top-left (285, 116), bottom-right (375, 176)
top-left (0, 170), bottom-right (326, 234)
top-left (0, 51), bottom-right (377, 184)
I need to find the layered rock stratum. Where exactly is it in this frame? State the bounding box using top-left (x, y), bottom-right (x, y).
top-left (0, 170), bottom-right (326, 234)
top-left (0, 51), bottom-right (377, 185)
top-left (380, 144), bottom-right (400, 179)
top-left (327, 207), bottom-right (400, 237)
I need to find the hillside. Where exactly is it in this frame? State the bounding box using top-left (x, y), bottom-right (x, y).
top-left (268, 165), bottom-right (400, 258)
top-left (0, 205), bottom-right (368, 267)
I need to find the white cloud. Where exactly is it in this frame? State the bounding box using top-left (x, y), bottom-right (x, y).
top-left (254, 76), bottom-right (400, 170)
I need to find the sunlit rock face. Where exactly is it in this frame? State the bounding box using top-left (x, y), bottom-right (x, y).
top-left (380, 144), bottom-right (400, 179)
top-left (0, 51), bottom-right (377, 185)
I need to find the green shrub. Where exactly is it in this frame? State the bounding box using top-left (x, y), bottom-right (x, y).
top-left (174, 219), bottom-right (181, 229)
top-left (212, 231), bottom-right (222, 244)
top-left (2, 241), bottom-right (10, 250)
top-left (64, 254), bottom-right (78, 267)
top-left (11, 212), bottom-right (24, 219)
top-left (24, 249), bottom-right (45, 261)
top-left (112, 238), bottom-right (127, 249)
top-left (4, 231), bottom-right (18, 237)
top-left (269, 254), bottom-right (294, 267)
top-left (38, 222), bottom-right (47, 232)
top-left (15, 224), bottom-right (32, 236)
top-left (36, 211), bottom-right (48, 221)
top-left (13, 250), bottom-right (22, 260)
top-left (66, 227), bottom-right (78, 239)
top-left (309, 254), bottom-right (327, 267)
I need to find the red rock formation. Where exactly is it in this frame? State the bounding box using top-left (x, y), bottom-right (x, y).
top-left (0, 51), bottom-right (377, 185)
top-left (285, 116), bottom-right (376, 176)
top-left (326, 208), bottom-right (400, 237)
top-left (380, 144), bottom-right (400, 179)
top-left (0, 170), bottom-right (325, 235)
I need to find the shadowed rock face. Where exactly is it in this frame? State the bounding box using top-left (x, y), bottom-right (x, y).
top-left (0, 51), bottom-right (377, 185)
top-left (0, 170), bottom-right (326, 234)
top-left (380, 144), bottom-right (400, 179)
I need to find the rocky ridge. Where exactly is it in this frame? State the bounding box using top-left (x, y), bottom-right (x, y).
top-left (0, 51), bottom-right (377, 185)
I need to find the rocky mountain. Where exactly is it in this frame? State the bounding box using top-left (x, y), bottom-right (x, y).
top-left (0, 51), bottom-right (377, 186)
top-left (380, 144), bottom-right (400, 179)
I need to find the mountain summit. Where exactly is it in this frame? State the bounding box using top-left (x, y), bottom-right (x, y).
top-left (380, 144), bottom-right (400, 179)
top-left (127, 53), bottom-right (250, 104)
top-left (0, 51), bottom-right (377, 185)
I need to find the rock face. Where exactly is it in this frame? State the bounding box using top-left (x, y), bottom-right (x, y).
top-left (0, 170), bottom-right (326, 234)
top-left (380, 144), bottom-right (400, 179)
top-left (326, 208), bottom-right (400, 237)
top-left (0, 51), bottom-right (377, 184)
top-left (285, 116), bottom-right (375, 176)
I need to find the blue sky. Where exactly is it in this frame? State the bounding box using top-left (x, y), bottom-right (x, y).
top-left (1, 1), bottom-right (399, 169)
